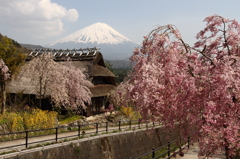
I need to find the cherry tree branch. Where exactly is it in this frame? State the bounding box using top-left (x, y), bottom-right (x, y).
top-left (221, 18), bottom-right (231, 55)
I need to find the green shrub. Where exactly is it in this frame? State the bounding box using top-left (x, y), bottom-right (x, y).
top-left (59, 115), bottom-right (82, 125)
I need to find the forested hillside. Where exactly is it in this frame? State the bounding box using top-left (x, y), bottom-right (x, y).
top-left (20, 43), bottom-right (46, 49)
top-left (105, 60), bottom-right (132, 68)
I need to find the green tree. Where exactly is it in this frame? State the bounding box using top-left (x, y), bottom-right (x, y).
top-left (105, 61), bottom-right (132, 84)
top-left (0, 34), bottom-right (27, 114)
top-left (0, 34), bottom-right (28, 74)
top-left (113, 68), bottom-right (131, 84)
top-left (104, 61), bottom-right (114, 72)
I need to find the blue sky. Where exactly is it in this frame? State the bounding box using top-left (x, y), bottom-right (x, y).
top-left (0, 0), bottom-right (240, 46)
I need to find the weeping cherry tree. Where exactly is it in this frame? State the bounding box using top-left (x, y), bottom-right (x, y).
top-left (124, 15), bottom-right (240, 158)
top-left (24, 53), bottom-right (93, 111)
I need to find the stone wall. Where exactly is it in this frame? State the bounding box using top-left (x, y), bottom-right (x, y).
top-left (4, 126), bottom-right (179, 159)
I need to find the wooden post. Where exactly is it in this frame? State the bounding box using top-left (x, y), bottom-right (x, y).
top-left (25, 131), bottom-right (28, 148)
top-left (78, 125), bottom-right (81, 137)
top-left (106, 122), bottom-right (108, 132)
top-left (55, 127), bottom-right (58, 142)
top-left (152, 149), bottom-right (155, 159)
top-left (168, 142), bottom-right (170, 157)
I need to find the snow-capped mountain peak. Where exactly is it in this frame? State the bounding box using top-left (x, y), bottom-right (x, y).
top-left (48, 22), bottom-right (132, 46)
top-left (46, 22), bottom-right (138, 60)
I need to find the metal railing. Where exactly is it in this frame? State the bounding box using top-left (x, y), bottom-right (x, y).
top-left (0, 120), bottom-right (159, 152)
top-left (135, 136), bottom-right (194, 159)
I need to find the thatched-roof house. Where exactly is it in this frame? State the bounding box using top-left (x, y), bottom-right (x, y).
top-left (7, 48), bottom-right (117, 116)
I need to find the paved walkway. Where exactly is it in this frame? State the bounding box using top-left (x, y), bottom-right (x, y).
top-left (0, 123), bottom-right (154, 154)
top-left (176, 143), bottom-right (225, 159)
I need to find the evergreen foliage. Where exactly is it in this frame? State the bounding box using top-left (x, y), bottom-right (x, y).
top-left (0, 34), bottom-right (27, 114)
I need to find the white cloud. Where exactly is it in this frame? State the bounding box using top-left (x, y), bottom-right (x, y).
top-left (0, 0), bottom-right (79, 38)
top-left (65, 9), bottom-right (79, 22)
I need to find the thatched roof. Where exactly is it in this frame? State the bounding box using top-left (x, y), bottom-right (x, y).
top-left (7, 48), bottom-right (117, 97)
top-left (90, 85), bottom-right (116, 98)
top-left (7, 76), bottom-right (37, 95)
top-left (60, 60), bottom-right (93, 79)
top-left (27, 48), bottom-right (100, 61)
top-left (7, 62), bottom-right (42, 95)
top-left (92, 65), bottom-right (116, 77)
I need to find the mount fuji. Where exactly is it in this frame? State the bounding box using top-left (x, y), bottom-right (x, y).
top-left (45, 22), bottom-right (138, 60)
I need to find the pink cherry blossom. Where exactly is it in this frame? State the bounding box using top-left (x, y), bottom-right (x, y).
top-left (24, 53), bottom-right (92, 111)
top-left (121, 15), bottom-right (240, 158)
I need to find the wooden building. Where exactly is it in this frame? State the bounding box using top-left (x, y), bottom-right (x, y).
top-left (7, 48), bottom-right (117, 116)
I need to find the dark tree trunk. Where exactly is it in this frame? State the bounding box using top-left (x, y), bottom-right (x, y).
top-left (39, 77), bottom-right (42, 109)
top-left (225, 145), bottom-right (231, 159)
top-left (0, 83), bottom-right (6, 115)
top-left (224, 130), bottom-right (232, 159)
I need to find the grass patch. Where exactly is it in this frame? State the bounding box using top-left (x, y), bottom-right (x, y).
top-left (59, 115), bottom-right (83, 125)
top-left (112, 130), bottom-right (121, 133)
top-left (80, 126), bottom-right (92, 131)
top-left (90, 133), bottom-right (98, 137)
top-left (0, 150), bottom-right (17, 155)
top-left (59, 127), bottom-right (78, 133)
